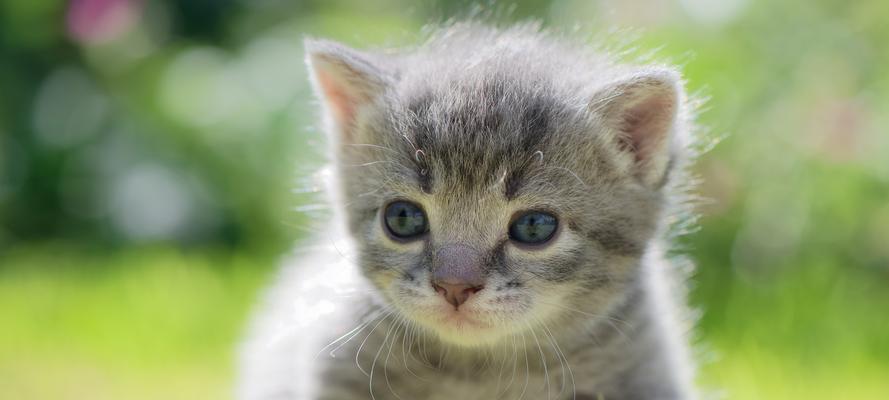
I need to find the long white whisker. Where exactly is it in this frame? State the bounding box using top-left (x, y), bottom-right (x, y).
top-left (342, 160), bottom-right (397, 168)
top-left (546, 166), bottom-right (587, 188)
top-left (356, 310), bottom-right (393, 376)
top-left (541, 319), bottom-right (575, 400)
top-left (519, 331), bottom-right (530, 400)
top-left (421, 325), bottom-right (431, 366)
top-left (536, 319), bottom-right (565, 398)
top-left (527, 322), bottom-right (551, 399)
top-left (497, 332), bottom-right (519, 399)
top-left (383, 321), bottom-right (405, 400)
top-left (398, 315), bottom-right (426, 380)
top-left (344, 143), bottom-right (396, 153)
top-left (369, 315), bottom-right (399, 400)
top-left (315, 307), bottom-right (387, 360)
top-left (324, 229), bottom-right (359, 265)
top-left (494, 336), bottom-right (509, 396)
top-left (541, 298), bottom-right (634, 341)
top-left (537, 300), bottom-right (632, 328)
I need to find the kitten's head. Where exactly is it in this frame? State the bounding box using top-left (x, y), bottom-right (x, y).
top-left (306, 26), bottom-right (690, 347)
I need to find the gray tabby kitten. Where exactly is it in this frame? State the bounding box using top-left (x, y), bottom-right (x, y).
top-left (238, 23), bottom-right (698, 400)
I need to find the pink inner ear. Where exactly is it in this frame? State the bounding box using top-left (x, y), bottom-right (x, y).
top-left (621, 90), bottom-right (676, 165)
top-left (316, 69), bottom-right (358, 130)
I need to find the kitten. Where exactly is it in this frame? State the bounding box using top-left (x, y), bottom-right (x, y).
top-left (238, 23), bottom-right (699, 400)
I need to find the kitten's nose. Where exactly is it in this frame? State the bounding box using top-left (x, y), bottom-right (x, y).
top-left (432, 282), bottom-right (483, 308)
top-left (432, 244), bottom-right (485, 308)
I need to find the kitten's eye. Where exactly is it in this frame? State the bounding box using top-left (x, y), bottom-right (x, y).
top-left (509, 211), bottom-right (558, 245)
top-left (384, 201), bottom-right (428, 239)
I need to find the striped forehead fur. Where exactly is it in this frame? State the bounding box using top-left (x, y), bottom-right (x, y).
top-left (337, 23), bottom-right (694, 205)
top-left (390, 25), bottom-right (629, 195)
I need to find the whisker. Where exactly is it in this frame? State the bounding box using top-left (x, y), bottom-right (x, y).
top-left (527, 322), bottom-right (551, 399)
top-left (369, 316), bottom-right (399, 400)
top-left (494, 335), bottom-right (510, 396)
top-left (519, 331), bottom-right (530, 400)
top-left (401, 133), bottom-right (419, 152)
top-left (605, 319), bottom-right (631, 342)
top-left (545, 166), bottom-right (588, 188)
top-left (398, 315), bottom-right (427, 381)
top-left (541, 319), bottom-right (576, 400)
top-left (315, 306), bottom-right (388, 360)
top-left (420, 325), bottom-right (431, 366)
top-left (356, 310), bottom-right (394, 376)
top-left (498, 332), bottom-right (520, 399)
top-left (382, 321), bottom-right (405, 400)
top-left (538, 300), bottom-right (632, 343)
top-left (342, 160), bottom-right (398, 168)
top-left (536, 300), bottom-right (633, 328)
top-left (323, 229), bottom-right (360, 265)
top-left (344, 143), bottom-right (396, 153)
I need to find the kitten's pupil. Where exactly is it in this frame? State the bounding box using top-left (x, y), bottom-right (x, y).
top-left (527, 215), bottom-right (540, 239)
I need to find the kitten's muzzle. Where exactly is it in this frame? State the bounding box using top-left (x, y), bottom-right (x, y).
top-left (431, 244), bottom-right (485, 308)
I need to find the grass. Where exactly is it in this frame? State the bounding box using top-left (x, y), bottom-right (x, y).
top-left (0, 245), bottom-right (269, 400)
top-left (1, 244), bottom-right (887, 399)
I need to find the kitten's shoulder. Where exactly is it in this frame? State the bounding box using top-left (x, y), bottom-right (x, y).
top-left (236, 233), bottom-right (372, 399)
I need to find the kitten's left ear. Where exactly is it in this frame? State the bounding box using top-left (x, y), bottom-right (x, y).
top-left (592, 68), bottom-right (684, 186)
top-left (305, 39), bottom-right (393, 144)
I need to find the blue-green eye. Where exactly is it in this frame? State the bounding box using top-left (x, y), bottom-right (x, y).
top-left (509, 211), bottom-right (558, 245)
top-left (384, 201), bottom-right (428, 239)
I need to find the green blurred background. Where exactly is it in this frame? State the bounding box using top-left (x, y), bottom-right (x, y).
top-left (1, 0), bottom-right (887, 399)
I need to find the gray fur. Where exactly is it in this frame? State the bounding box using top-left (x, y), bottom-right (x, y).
top-left (238, 23), bottom-right (699, 400)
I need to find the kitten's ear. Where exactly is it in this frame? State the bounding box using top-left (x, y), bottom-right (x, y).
top-left (305, 39), bottom-right (392, 143)
top-left (592, 68), bottom-right (683, 186)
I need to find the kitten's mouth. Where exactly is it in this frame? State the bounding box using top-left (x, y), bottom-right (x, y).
top-left (435, 307), bottom-right (490, 330)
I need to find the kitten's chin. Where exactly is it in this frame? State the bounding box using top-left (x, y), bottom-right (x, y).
top-left (415, 309), bottom-right (515, 347)
top-left (433, 325), bottom-right (508, 347)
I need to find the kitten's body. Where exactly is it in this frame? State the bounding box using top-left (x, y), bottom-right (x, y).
top-left (239, 24), bottom-right (698, 400)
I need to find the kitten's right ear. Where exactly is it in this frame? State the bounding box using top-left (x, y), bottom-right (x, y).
top-left (305, 39), bottom-right (391, 143)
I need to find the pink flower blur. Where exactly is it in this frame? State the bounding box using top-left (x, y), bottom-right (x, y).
top-left (67, 0), bottom-right (141, 45)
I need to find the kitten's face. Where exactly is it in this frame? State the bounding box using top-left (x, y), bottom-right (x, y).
top-left (338, 80), bottom-right (666, 346)
top-left (306, 38), bottom-right (682, 346)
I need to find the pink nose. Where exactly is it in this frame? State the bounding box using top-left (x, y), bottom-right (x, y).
top-left (432, 282), bottom-right (483, 307)
top-left (431, 244), bottom-right (485, 308)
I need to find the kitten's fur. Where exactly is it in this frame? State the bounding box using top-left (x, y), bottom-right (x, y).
top-left (238, 23), bottom-right (698, 400)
